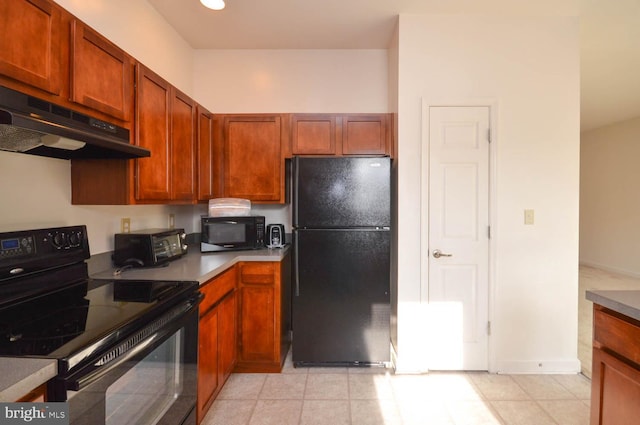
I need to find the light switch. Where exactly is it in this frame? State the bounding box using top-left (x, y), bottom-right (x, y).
top-left (524, 209), bottom-right (534, 225)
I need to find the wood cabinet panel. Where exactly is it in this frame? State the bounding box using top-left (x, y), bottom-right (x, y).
top-left (197, 267), bottom-right (238, 423)
top-left (0, 0), bottom-right (64, 95)
top-left (70, 20), bottom-right (133, 121)
top-left (170, 89), bottom-right (196, 201)
top-left (135, 64), bottom-right (171, 201)
top-left (342, 114), bottom-right (390, 155)
top-left (235, 259), bottom-right (290, 373)
top-left (197, 305), bottom-right (219, 423)
top-left (591, 347), bottom-right (640, 425)
top-left (594, 308), bottom-right (640, 366)
top-left (197, 106), bottom-right (221, 201)
top-left (291, 114), bottom-right (336, 155)
top-left (134, 64), bottom-right (195, 203)
top-left (222, 115), bottom-right (285, 203)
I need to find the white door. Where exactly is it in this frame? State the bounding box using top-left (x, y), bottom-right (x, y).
top-left (427, 106), bottom-right (490, 371)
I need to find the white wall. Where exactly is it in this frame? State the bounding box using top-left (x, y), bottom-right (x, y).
top-left (580, 117), bottom-right (640, 277)
top-left (193, 49), bottom-right (388, 113)
top-left (0, 0), bottom-right (196, 255)
top-left (395, 14), bottom-right (580, 373)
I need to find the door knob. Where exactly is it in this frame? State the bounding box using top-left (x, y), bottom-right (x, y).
top-left (432, 249), bottom-right (452, 258)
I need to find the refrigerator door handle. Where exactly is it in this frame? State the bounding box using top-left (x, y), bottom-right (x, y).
top-left (294, 230), bottom-right (300, 297)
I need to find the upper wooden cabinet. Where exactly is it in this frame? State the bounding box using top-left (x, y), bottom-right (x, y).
top-left (222, 114), bottom-right (287, 203)
top-left (0, 0), bottom-right (65, 96)
top-left (290, 114), bottom-right (392, 157)
top-left (342, 114), bottom-right (390, 155)
top-left (197, 106), bottom-right (222, 202)
top-left (291, 114), bottom-right (336, 155)
top-left (70, 20), bottom-right (134, 121)
top-left (135, 64), bottom-right (196, 203)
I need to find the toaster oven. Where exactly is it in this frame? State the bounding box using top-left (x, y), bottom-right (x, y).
top-left (113, 228), bottom-right (187, 267)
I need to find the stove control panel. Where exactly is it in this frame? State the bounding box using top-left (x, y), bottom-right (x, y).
top-left (0, 225), bottom-right (89, 280)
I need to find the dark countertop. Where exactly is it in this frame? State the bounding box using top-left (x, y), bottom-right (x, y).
top-left (586, 290), bottom-right (640, 322)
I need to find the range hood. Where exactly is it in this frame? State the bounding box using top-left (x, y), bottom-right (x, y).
top-left (0, 85), bottom-right (150, 160)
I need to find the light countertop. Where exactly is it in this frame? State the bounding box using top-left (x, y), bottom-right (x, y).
top-left (0, 246), bottom-right (290, 401)
top-left (0, 358), bottom-right (57, 402)
top-left (91, 245), bottom-right (290, 284)
top-left (586, 290), bottom-right (640, 322)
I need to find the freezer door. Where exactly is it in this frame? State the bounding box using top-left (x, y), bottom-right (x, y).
top-left (293, 156), bottom-right (390, 228)
top-left (292, 229), bottom-right (390, 365)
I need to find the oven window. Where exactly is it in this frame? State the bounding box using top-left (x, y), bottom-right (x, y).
top-left (105, 330), bottom-right (183, 425)
top-left (209, 223), bottom-right (246, 244)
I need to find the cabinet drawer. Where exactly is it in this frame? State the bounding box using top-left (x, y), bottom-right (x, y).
top-left (594, 307), bottom-right (640, 366)
top-left (200, 266), bottom-right (237, 316)
top-left (239, 262), bottom-right (276, 285)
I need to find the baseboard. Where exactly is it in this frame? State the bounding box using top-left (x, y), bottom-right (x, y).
top-left (494, 358), bottom-right (581, 374)
top-left (580, 260), bottom-right (640, 279)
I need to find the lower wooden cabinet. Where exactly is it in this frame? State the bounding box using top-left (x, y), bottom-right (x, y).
top-left (236, 256), bottom-right (291, 373)
top-left (590, 305), bottom-right (640, 424)
top-left (197, 267), bottom-right (237, 423)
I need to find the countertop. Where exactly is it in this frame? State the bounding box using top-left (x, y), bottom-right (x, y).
top-left (91, 245), bottom-right (290, 284)
top-left (586, 290), bottom-right (640, 322)
top-left (0, 246), bottom-right (290, 402)
top-left (0, 358), bottom-right (57, 402)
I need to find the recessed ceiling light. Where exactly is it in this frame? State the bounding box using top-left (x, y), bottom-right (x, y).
top-left (200, 0), bottom-right (225, 10)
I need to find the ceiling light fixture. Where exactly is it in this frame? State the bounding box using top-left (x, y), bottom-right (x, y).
top-left (200, 0), bottom-right (225, 10)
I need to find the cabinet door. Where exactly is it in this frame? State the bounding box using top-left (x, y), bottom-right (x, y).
top-left (223, 115), bottom-right (284, 203)
top-left (197, 307), bottom-right (219, 423)
top-left (218, 290), bottom-right (237, 382)
top-left (197, 106), bottom-right (220, 201)
top-left (135, 64), bottom-right (171, 202)
top-left (291, 114), bottom-right (336, 155)
top-left (591, 347), bottom-right (640, 425)
top-left (170, 89), bottom-right (196, 202)
top-left (0, 0), bottom-right (64, 95)
top-left (70, 20), bottom-right (133, 121)
top-left (342, 114), bottom-right (390, 155)
top-left (237, 262), bottom-right (278, 364)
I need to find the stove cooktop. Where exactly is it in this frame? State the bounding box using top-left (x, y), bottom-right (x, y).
top-left (0, 278), bottom-right (198, 367)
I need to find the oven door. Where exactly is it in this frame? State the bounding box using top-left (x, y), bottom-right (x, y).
top-left (54, 297), bottom-right (200, 425)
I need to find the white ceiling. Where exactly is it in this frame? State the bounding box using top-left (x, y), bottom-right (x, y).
top-left (148, 0), bottom-right (640, 132)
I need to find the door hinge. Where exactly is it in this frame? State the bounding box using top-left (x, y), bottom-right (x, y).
top-left (487, 129), bottom-right (492, 143)
top-left (487, 226), bottom-right (491, 239)
top-left (487, 321), bottom-right (491, 336)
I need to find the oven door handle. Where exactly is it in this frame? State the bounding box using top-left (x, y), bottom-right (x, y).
top-left (66, 296), bottom-right (200, 392)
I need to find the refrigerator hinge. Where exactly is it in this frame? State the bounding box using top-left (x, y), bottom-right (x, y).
top-left (487, 321), bottom-right (491, 336)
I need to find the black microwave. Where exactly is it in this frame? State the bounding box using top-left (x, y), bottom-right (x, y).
top-left (200, 216), bottom-right (265, 252)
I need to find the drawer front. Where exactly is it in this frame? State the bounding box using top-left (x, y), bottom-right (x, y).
top-left (594, 307), bottom-right (640, 366)
top-left (200, 266), bottom-right (237, 316)
top-left (239, 262), bottom-right (276, 285)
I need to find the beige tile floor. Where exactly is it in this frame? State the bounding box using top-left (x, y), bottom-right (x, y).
top-left (202, 265), bottom-right (639, 425)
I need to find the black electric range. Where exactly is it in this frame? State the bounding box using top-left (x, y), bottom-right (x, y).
top-left (0, 225), bottom-right (198, 368)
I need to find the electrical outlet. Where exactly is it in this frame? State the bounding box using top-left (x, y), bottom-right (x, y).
top-left (121, 217), bottom-right (131, 233)
top-left (168, 214), bottom-right (175, 229)
top-left (524, 209), bottom-right (534, 225)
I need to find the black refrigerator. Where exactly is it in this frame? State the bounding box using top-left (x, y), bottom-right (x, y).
top-left (292, 156), bottom-right (391, 367)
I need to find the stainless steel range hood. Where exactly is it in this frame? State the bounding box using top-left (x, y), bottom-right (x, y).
top-left (0, 85), bottom-right (150, 160)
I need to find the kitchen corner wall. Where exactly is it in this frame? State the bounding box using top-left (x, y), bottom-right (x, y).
top-left (394, 14), bottom-right (580, 373)
top-left (580, 116), bottom-right (640, 277)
